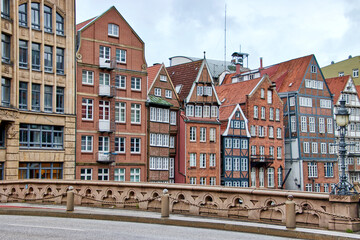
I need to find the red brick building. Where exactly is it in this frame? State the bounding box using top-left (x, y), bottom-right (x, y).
top-left (147, 63), bottom-right (180, 183)
top-left (75, 6), bottom-right (147, 182)
top-left (167, 59), bottom-right (222, 185)
top-left (217, 75), bottom-right (285, 188)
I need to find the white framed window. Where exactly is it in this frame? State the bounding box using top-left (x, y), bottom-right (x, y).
top-left (115, 102), bottom-right (126, 123)
top-left (291, 116), bottom-right (296, 133)
top-left (209, 154), bottom-right (216, 167)
top-left (319, 118), bottom-right (325, 133)
top-left (154, 88), bottom-right (161, 96)
top-left (225, 158), bottom-right (232, 171)
top-left (190, 153), bottom-right (196, 167)
top-left (211, 106), bottom-right (218, 117)
top-left (241, 158), bottom-right (248, 171)
top-left (130, 168), bottom-right (140, 182)
top-left (324, 162), bottom-right (334, 177)
top-left (306, 184), bottom-right (312, 192)
top-left (190, 127), bottom-right (196, 141)
top-left (99, 46), bottom-right (110, 60)
top-left (195, 106), bottom-right (202, 117)
top-left (98, 136), bottom-right (109, 153)
top-left (339, 72), bottom-right (344, 77)
top-left (150, 107), bottom-right (156, 121)
top-left (276, 128), bottom-right (282, 139)
top-left (81, 136), bottom-right (93, 152)
top-left (160, 75), bottom-right (167, 82)
top-left (108, 23), bottom-right (119, 37)
top-left (131, 77), bottom-right (141, 91)
top-left (210, 177), bottom-right (216, 185)
top-left (131, 103), bottom-right (141, 124)
top-left (320, 99), bottom-right (331, 109)
top-left (275, 108), bottom-right (280, 121)
top-left (309, 117), bottom-right (315, 132)
top-left (321, 143), bottom-right (327, 154)
top-left (267, 168), bottom-right (274, 187)
top-left (116, 49), bottom-right (126, 63)
top-left (169, 158), bottom-right (174, 178)
top-left (260, 146), bottom-right (265, 157)
top-left (114, 168), bottom-right (125, 181)
top-left (277, 147), bottom-right (282, 159)
top-left (269, 127), bottom-right (274, 138)
top-left (82, 98), bottom-right (93, 120)
top-left (289, 97), bottom-right (295, 106)
top-left (200, 177), bottom-right (206, 185)
top-left (269, 108), bottom-right (274, 120)
top-left (301, 116), bottom-right (307, 132)
top-left (165, 90), bottom-right (172, 99)
top-left (130, 138), bottom-right (141, 153)
top-left (353, 69), bottom-right (359, 78)
top-left (251, 168), bottom-right (256, 187)
top-left (233, 139), bottom-right (240, 148)
top-left (251, 146), bottom-right (256, 156)
top-left (277, 168), bottom-right (283, 187)
top-left (170, 111), bottom-right (177, 125)
top-left (82, 70), bottom-right (94, 85)
top-left (260, 88), bottom-right (265, 98)
top-left (311, 65), bottom-right (317, 73)
top-left (80, 168), bottom-right (92, 180)
top-left (299, 97), bottom-right (312, 107)
top-left (233, 158), bottom-right (240, 171)
top-left (200, 153), bottom-right (206, 168)
top-left (209, 128), bottom-right (216, 142)
top-left (312, 142), bottom-right (318, 153)
top-left (203, 106), bottom-right (210, 118)
top-left (261, 107), bottom-right (266, 119)
top-left (163, 109), bottom-right (169, 123)
top-left (269, 146), bottom-right (274, 158)
top-left (115, 75), bottom-right (126, 89)
top-left (204, 86), bottom-right (212, 96)
top-left (115, 137), bottom-right (125, 153)
top-left (186, 105), bottom-right (194, 117)
top-left (259, 167), bottom-right (264, 187)
top-left (267, 90), bottom-right (272, 104)
top-left (327, 118), bottom-right (333, 133)
top-left (241, 139), bottom-right (248, 149)
top-left (98, 168), bottom-right (109, 181)
top-left (200, 127), bottom-right (206, 142)
top-left (225, 138), bottom-right (232, 148)
top-left (324, 183), bottom-right (329, 193)
top-left (308, 162), bottom-right (318, 178)
top-left (250, 125), bottom-right (256, 136)
top-left (169, 136), bottom-right (175, 148)
top-left (254, 106), bottom-right (258, 119)
top-left (303, 142), bottom-right (310, 153)
top-left (197, 86), bottom-right (203, 96)
top-left (190, 177), bottom-right (196, 185)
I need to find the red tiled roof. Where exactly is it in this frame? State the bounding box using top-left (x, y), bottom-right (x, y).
top-left (147, 64), bottom-right (162, 90)
top-left (166, 60), bottom-right (203, 101)
top-left (216, 77), bottom-right (262, 106)
top-left (356, 86), bottom-right (360, 99)
top-left (260, 55), bottom-right (313, 93)
top-left (326, 75), bottom-right (351, 104)
top-left (76, 17), bottom-right (96, 31)
top-left (221, 73), bottom-right (237, 85)
top-left (219, 105), bottom-right (237, 121)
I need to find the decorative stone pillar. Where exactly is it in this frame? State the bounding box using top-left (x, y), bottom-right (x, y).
top-left (328, 194), bottom-right (360, 231)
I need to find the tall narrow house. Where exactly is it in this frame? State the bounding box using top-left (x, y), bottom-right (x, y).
top-left (167, 59), bottom-right (221, 185)
top-left (147, 63), bottom-right (180, 183)
top-left (76, 6), bottom-right (147, 182)
top-left (0, 0), bottom-right (76, 180)
top-left (260, 55), bottom-right (338, 192)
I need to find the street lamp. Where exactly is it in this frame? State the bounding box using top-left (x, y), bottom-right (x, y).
top-left (331, 97), bottom-right (358, 195)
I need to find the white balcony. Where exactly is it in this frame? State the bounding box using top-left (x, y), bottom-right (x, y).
top-left (99, 58), bottom-right (115, 69)
top-left (99, 120), bottom-right (110, 132)
top-left (97, 152), bottom-right (111, 163)
top-left (99, 85), bottom-right (111, 96)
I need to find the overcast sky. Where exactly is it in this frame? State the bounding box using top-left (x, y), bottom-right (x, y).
top-left (76, 0), bottom-right (360, 69)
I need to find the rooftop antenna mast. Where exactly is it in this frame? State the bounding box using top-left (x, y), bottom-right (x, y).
top-left (224, 4), bottom-right (227, 72)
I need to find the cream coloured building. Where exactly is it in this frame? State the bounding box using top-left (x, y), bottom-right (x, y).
top-left (0, 0), bottom-right (76, 180)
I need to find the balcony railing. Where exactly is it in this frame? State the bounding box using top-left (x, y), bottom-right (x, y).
top-left (98, 120), bottom-right (115, 132)
top-left (97, 151), bottom-right (115, 163)
top-left (99, 85), bottom-right (115, 97)
top-left (99, 58), bottom-right (116, 69)
top-left (250, 155), bottom-right (274, 167)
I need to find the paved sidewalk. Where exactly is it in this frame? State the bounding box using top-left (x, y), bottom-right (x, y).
top-left (0, 202), bottom-right (359, 240)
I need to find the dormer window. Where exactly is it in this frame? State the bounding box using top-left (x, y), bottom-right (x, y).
top-left (108, 23), bottom-right (119, 37)
top-left (339, 72), bottom-right (344, 77)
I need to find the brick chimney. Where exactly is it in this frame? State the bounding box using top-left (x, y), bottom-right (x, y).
top-left (260, 57), bottom-right (263, 69)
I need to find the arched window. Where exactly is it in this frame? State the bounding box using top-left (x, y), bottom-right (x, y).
top-left (19, 3), bottom-right (27, 26)
top-left (56, 13), bottom-right (64, 35)
top-left (44, 5), bottom-right (52, 32)
top-left (31, 2), bottom-right (40, 30)
top-left (108, 23), bottom-right (119, 37)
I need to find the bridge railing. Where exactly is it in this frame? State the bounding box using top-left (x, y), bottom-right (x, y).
top-left (0, 180), bottom-right (358, 231)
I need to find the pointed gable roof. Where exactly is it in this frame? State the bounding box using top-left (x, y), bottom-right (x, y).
top-left (166, 60), bottom-right (203, 102)
top-left (76, 6), bottom-right (144, 44)
top-left (260, 55), bottom-right (313, 93)
top-left (325, 75), bottom-right (351, 104)
top-left (147, 64), bottom-right (162, 90)
top-left (216, 76), bottom-right (263, 106)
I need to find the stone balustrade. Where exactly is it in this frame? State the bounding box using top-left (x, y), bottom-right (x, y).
top-left (0, 180), bottom-right (359, 231)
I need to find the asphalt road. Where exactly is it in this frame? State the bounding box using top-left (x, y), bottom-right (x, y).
top-left (0, 215), bottom-right (295, 240)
